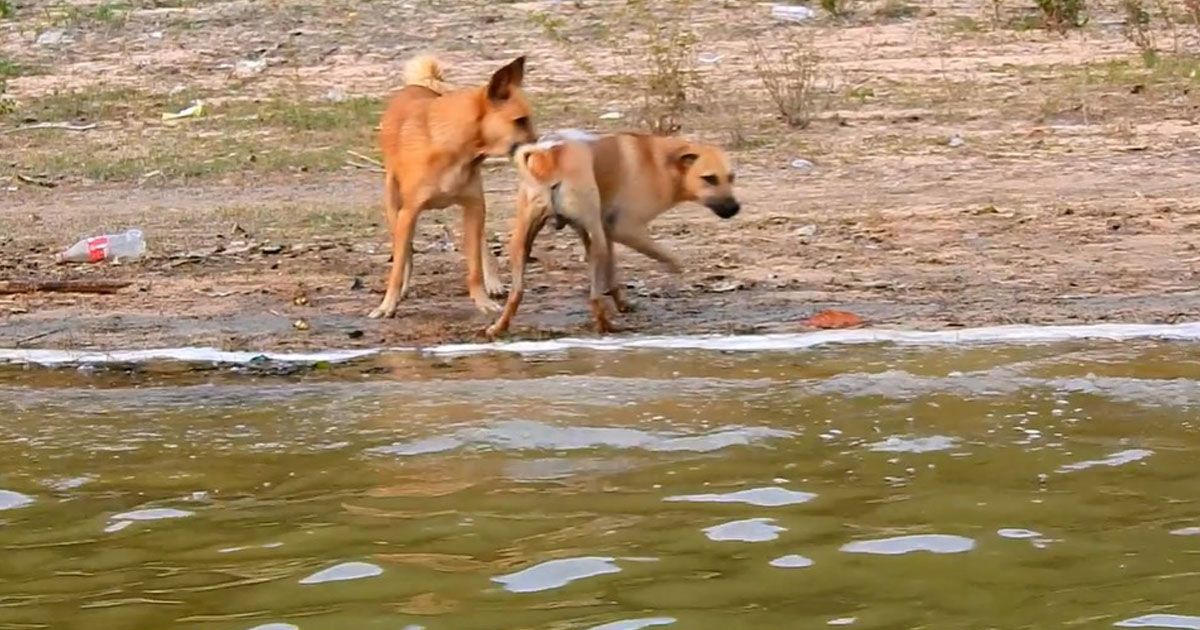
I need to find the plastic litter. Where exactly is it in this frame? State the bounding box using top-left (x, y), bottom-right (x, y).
top-left (57, 229), bottom-right (146, 264)
top-left (771, 4), bottom-right (816, 22)
top-left (162, 101), bottom-right (204, 121)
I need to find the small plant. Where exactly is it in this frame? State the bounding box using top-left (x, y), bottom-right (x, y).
top-left (1186, 0), bottom-right (1200, 28)
top-left (636, 8), bottom-right (702, 134)
top-left (0, 78), bottom-right (14, 116)
top-left (819, 0), bottom-right (855, 18)
top-left (529, 0), bottom-right (704, 135)
top-left (751, 36), bottom-right (821, 128)
top-left (874, 0), bottom-right (919, 20)
top-left (1121, 0), bottom-right (1157, 65)
top-left (0, 58), bottom-right (23, 78)
top-left (989, 0), bottom-right (1004, 28)
top-left (0, 0), bottom-right (13, 19)
top-left (1036, 0), bottom-right (1086, 31)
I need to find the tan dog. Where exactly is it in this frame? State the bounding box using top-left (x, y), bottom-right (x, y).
top-left (369, 55), bottom-right (537, 319)
top-left (486, 130), bottom-right (741, 337)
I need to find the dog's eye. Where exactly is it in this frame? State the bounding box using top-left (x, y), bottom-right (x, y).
top-left (514, 116), bottom-right (530, 128)
top-left (728, 173), bottom-right (736, 184)
top-left (701, 175), bottom-right (719, 186)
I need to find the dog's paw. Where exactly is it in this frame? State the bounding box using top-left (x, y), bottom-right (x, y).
top-left (484, 278), bottom-right (507, 299)
top-left (595, 319), bottom-right (625, 335)
top-left (473, 296), bottom-right (502, 314)
top-left (367, 302), bottom-right (398, 319)
top-left (484, 322), bottom-right (507, 340)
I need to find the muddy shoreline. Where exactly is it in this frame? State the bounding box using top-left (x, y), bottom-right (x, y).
top-left (3, 162), bottom-right (1200, 353)
top-left (3, 1), bottom-right (1200, 351)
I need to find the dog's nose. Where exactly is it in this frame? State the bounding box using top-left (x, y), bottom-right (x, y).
top-left (709, 198), bottom-right (740, 218)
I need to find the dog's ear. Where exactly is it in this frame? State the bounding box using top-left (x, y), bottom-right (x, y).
top-left (670, 147), bottom-right (700, 172)
top-left (487, 56), bottom-right (526, 102)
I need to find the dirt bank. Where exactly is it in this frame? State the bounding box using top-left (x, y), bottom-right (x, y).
top-left (2, 1), bottom-right (1198, 351)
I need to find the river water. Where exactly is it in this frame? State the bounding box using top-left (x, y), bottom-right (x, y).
top-left (1, 339), bottom-right (1199, 629)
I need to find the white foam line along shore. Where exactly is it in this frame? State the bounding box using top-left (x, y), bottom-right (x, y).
top-left (0, 347), bottom-right (380, 366)
top-left (1, 322), bottom-right (1198, 366)
top-left (424, 322), bottom-right (1200, 356)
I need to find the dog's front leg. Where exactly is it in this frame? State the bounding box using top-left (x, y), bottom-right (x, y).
top-left (613, 223), bottom-right (683, 274)
top-left (460, 189), bottom-right (501, 314)
top-left (369, 203), bottom-right (421, 319)
top-left (482, 239), bottom-right (505, 299)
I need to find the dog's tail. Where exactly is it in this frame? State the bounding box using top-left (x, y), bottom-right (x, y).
top-left (513, 143), bottom-right (561, 187)
top-left (514, 143), bottom-right (570, 230)
top-left (403, 55), bottom-right (450, 94)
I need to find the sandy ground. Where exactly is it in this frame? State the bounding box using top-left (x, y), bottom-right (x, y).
top-left (2, 0), bottom-right (1199, 351)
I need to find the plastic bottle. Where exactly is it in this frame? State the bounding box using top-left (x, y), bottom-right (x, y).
top-left (56, 229), bottom-right (146, 263)
top-left (771, 4), bottom-right (816, 22)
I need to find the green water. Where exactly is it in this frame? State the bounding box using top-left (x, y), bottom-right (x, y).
top-left (2, 342), bottom-right (1200, 629)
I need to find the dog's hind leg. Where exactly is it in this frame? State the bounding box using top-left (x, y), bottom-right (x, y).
top-left (577, 217), bottom-right (619, 334)
top-left (560, 186), bottom-right (617, 333)
top-left (383, 171), bottom-right (415, 300)
top-left (369, 200), bottom-right (421, 319)
top-left (486, 185), bottom-right (549, 338)
top-left (601, 232), bottom-right (635, 313)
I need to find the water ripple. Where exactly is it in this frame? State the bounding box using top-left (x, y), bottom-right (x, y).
top-left (299, 562), bottom-right (383, 585)
top-left (770, 554), bottom-right (815, 568)
top-left (589, 617), bottom-right (677, 630)
top-left (0, 489), bottom-right (34, 510)
top-left (1115, 614), bottom-right (1200, 629)
top-left (493, 557), bottom-right (622, 593)
top-left (1057, 449), bottom-right (1154, 473)
top-left (703, 518), bottom-right (786, 542)
top-left (665, 487), bottom-right (816, 507)
top-left (370, 420), bottom-right (792, 456)
top-left (841, 534), bottom-right (975, 555)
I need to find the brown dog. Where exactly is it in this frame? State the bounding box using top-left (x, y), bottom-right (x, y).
top-left (369, 55), bottom-right (537, 319)
top-left (486, 130), bottom-right (741, 337)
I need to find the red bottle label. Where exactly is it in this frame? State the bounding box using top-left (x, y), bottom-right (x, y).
top-left (87, 236), bottom-right (109, 262)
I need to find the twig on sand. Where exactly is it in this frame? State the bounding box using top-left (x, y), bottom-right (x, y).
top-left (15, 327), bottom-right (66, 347)
top-left (0, 280), bottom-right (132, 295)
top-left (346, 150), bottom-right (384, 167)
top-left (2, 122), bottom-right (98, 134)
top-left (16, 174), bottom-right (56, 188)
top-left (346, 159), bottom-right (385, 173)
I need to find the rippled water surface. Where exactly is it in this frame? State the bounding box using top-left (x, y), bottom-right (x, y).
top-left (3, 340), bottom-right (1200, 629)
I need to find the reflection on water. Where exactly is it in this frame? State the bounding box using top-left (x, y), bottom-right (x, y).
top-left (839, 534), bottom-right (976, 555)
top-left (298, 562), bottom-right (384, 585)
top-left (702, 518), bottom-right (787, 543)
top-left (664, 487), bottom-right (816, 507)
top-left (494, 557), bottom-right (624, 594)
top-left (1, 340), bottom-right (1200, 628)
top-left (768, 554), bottom-right (814, 569)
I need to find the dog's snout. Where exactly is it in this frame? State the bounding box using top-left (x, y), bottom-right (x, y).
top-left (708, 198), bottom-right (741, 219)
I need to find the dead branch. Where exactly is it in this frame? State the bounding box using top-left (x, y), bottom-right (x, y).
top-left (0, 280), bottom-right (132, 295)
top-left (346, 150), bottom-right (384, 167)
top-left (16, 174), bottom-right (56, 188)
top-left (2, 122), bottom-right (98, 134)
top-left (345, 159), bottom-right (385, 173)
